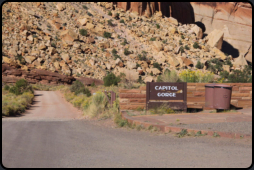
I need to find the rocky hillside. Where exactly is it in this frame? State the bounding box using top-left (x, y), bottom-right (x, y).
top-left (2, 2), bottom-right (251, 84)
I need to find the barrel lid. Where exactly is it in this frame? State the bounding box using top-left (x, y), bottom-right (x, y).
top-left (205, 83), bottom-right (217, 88)
top-left (214, 84), bottom-right (232, 89)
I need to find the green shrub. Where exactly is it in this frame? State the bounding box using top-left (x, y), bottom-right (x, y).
top-left (136, 63), bottom-right (141, 68)
top-left (15, 55), bottom-right (26, 65)
top-left (114, 55), bottom-right (121, 60)
top-left (103, 32), bottom-right (111, 38)
top-left (157, 69), bottom-right (180, 82)
top-left (120, 19), bottom-right (125, 24)
top-left (179, 46), bottom-right (185, 53)
top-left (150, 37), bottom-right (156, 41)
top-left (107, 19), bottom-right (114, 26)
top-left (137, 76), bottom-right (144, 84)
top-left (121, 38), bottom-right (128, 45)
top-left (224, 57), bottom-right (233, 67)
top-left (4, 85), bottom-right (10, 91)
top-left (9, 86), bottom-right (21, 95)
top-left (227, 65), bottom-right (252, 83)
top-left (129, 16), bottom-right (132, 21)
top-left (179, 40), bottom-right (183, 45)
top-left (193, 42), bottom-right (200, 49)
top-left (138, 54), bottom-right (147, 61)
top-left (79, 29), bottom-right (87, 36)
top-left (153, 62), bottom-right (161, 71)
top-left (10, 79), bottom-right (33, 95)
top-left (162, 39), bottom-right (167, 44)
top-left (115, 13), bottom-right (119, 19)
top-left (181, 35), bottom-right (185, 39)
top-left (87, 12), bottom-right (93, 17)
top-left (195, 60), bottom-right (204, 69)
top-left (112, 48), bottom-right (117, 55)
top-left (103, 73), bottom-right (121, 86)
top-left (108, 11), bottom-right (112, 16)
top-left (70, 80), bottom-right (91, 96)
top-left (184, 45), bottom-right (190, 50)
top-left (83, 5), bottom-right (88, 10)
top-left (51, 43), bottom-right (56, 48)
top-left (124, 48), bottom-right (131, 55)
top-left (156, 24), bottom-right (160, 29)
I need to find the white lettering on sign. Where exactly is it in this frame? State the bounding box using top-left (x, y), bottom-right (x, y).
top-left (155, 86), bottom-right (178, 91)
top-left (157, 93), bottom-right (176, 97)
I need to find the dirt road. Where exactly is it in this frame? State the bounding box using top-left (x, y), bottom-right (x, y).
top-left (2, 91), bottom-right (252, 168)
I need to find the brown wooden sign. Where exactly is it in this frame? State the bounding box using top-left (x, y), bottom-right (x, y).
top-left (146, 82), bottom-right (187, 111)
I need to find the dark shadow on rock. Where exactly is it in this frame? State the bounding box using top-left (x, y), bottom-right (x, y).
top-left (34, 94), bottom-right (43, 96)
top-left (195, 21), bottom-right (206, 32)
top-left (221, 40), bottom-right (240, 58)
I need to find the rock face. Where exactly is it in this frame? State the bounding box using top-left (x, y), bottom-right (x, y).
top-left (2, 64), bottom-right (75, 84)
top-left (112, 2), bottom-right (195, 24)
top-left (190, 2), bottom-right (252, 62)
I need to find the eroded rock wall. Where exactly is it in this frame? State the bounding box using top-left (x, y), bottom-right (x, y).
top-left (112, 2), bottom-right (195, 24)
top-left (190, 2), bottom-right (252, 62)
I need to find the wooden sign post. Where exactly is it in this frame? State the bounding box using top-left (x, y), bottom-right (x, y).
top-left (146, 82), bottom-right (187, 111)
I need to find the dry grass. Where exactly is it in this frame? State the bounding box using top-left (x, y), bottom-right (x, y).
top-left (2, 88), bottom-right (34, 116)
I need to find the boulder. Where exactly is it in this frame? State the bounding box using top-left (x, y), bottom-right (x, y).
top-left (191, 25), bottom-right (203, 39)
top-left (56, 3), bottom-right (66, 11)
top-left (78, 18), bottom-right (88, 26)
top-left (233, 54), bottom-right (248, 67)
top-left (144, 76), bottom-right (154, 83)
top-left (181, 57), bottom-right (193, 66)
top-left (167, 55), bottom-right (180, 67)
top-left (153, 41), bottom-right (163, 51)
top-left (168, 17), bottom-right (178, 25)
top-left (212, 47), bottom-right (227, 60)
top-left (206, 29), bottom-right (224, 50)
top-left (60, 29), bottom-right (78, 44)
top-left (24, 56), bottom-right (37, 64)
top-left (61, 53), bottom-right (70, 61)
top-left (85, 23), bottom-right (95, 30)
top-left (126, 61), bottom-right (137, 69)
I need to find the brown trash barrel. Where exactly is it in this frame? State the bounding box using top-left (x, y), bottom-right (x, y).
top-left (205, 84), bottom-right (216, 109)
top-left (213, 84), bottom-right (232, 109)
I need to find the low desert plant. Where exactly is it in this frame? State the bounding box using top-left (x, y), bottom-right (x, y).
top-left (150, 37), bottom-right (156, 41)
top-left (70, 80), bottom-right (91, 96)
top-left (103, 32), bottom-right (111, 38)
top-left (193, 42), bottom-right (200, 49)
top-left (120, 19), bottom-right (125, 24)
top-left (179, 70), bottom-right (215, 83)
top-left (153, 62), bottom-right (161, 71)
top-left (108, 10), bottom-right (112, 16)
top-left (124, 48), bottom-right (131, 55)
top-left (79, 29), bottom-right (87, 36)
top-left (83, 5), bottom-right (88, 10)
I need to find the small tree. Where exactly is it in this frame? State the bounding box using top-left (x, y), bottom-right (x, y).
top-left (153, 62), bottom-right (161, 71)
top-left (108, 11), bottom-right (112, 16)
top-left (195, 60), bottom-right (204, 69)
top-left (103, 73), bottom-right (121, 86)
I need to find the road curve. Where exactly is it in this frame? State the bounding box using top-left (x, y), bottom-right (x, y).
top-left (2, 91), bottom-right (252, 168)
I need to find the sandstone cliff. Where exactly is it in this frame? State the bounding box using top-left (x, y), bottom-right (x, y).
top-left (112, 2), bottom-right (195, 24)
top-left (190, 2), bottom-right (252, 62)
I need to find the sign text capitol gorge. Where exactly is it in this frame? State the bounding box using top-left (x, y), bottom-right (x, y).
top-left (155, 86), bottom-right (179, 97)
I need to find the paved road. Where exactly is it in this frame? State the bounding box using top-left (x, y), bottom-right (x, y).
top-left (2, 91), bottom-right (252, 168)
